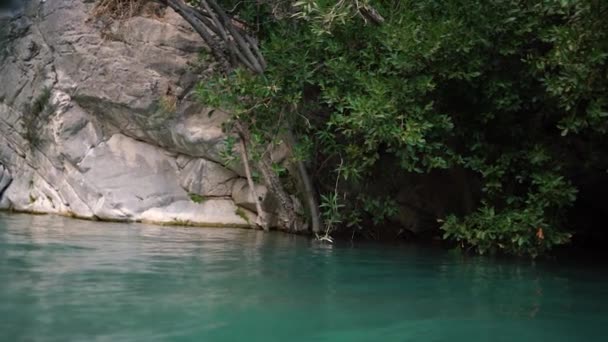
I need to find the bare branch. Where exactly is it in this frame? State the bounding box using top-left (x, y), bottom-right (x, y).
top-left (359, 5), bottom-right (384, 25)
top-left (164, 0), bottom-right (232, 73)
top-left (236, 124), bottom-right (269, 230)
top-left (206, 0), bottom-right (265, 74)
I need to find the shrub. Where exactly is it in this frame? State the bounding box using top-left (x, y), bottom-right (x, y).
top-left (195, 0), bottom-right (607, 256)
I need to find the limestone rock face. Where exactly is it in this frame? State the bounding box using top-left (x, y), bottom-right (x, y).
top-left (179, 157), bottom-right (237, 198)
top-left (231, 179), bottom-right (278, 214)
top-left (0, 0), bottom-right (266, 228)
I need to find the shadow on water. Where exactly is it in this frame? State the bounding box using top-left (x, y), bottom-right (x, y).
top-left (1, 212), bottom-right (607, 341)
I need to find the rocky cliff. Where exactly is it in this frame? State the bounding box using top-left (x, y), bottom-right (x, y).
top-left (0, 0), bottom-right (272, 227)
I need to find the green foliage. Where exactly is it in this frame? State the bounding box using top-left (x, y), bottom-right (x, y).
top-left (218, 136), bottom-right (238, 166)
top-left (441, 206), bottom-right (573, 258)
top-left (441, 166), bottom-right (577, 256)
top-left (188, 193), bottom-right (206, 204)
top-left (197, 49), bottom-right (211, 65)
top-left (319, 191), bottom-right (344, 233)
top-left (199, 0), bottom-right (608, 256)
top-left (235, 207), bottom-right (251, 224)
top-left (360, 195), bottom-right (399, 226)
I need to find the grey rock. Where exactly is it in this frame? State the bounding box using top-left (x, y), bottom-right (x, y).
top-left (231, 179), bottom-right (278, 215)
top-left (0, 0), bottom-right (271, 228)
top-left (140, 199), bottom-right (255, 228)
top-left (179, 157), bottom-right (237, 197)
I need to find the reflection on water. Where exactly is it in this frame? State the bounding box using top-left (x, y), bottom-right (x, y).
top-left (1, 213), bottom-right (607, 341)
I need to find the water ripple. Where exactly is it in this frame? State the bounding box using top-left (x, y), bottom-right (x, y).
top-left (1, 213), bottom-right (607, 341)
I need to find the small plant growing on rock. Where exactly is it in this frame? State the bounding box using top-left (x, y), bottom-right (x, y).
top-left (31, 87), bottom-right (52, 118)
top-left (235, 207), bottom-right (251, 225)
top-left (147, 93), bottom-right (178, 129)
top-left (21, 87), bottom-right (53, 148)
top-left (218, 135), bottom-right (238, 167)
top-left (188, 193), bottom-right (206, 204)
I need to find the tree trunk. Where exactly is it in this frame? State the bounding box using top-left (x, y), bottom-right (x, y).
top-left (256, 156), bottom-right (298, 231)
top-left (236, 122), bottom-right (297, 231)
top-left (285, 129), bottom-right (321, 233)
top-left (163, 0), bottom-right (232, 73)
top-left (238, 135), bottom-right (268, 230)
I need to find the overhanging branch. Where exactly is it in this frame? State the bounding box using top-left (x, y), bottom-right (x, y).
top-left (157, 0), bottom-right (265, 74)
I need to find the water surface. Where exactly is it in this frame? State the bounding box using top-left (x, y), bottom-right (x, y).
top-left (1, 213), bottom-right (607, 341)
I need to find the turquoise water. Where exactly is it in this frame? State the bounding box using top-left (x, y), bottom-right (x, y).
top-left (1, 213), bottom-right (607, 341)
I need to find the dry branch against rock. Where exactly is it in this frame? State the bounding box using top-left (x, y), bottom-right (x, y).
top-left (158, 0), bottom-right (265, 74)
top-left (238, 131), bottom-right (269, 231)
top-left (92, 0), bottom-right (147, 20)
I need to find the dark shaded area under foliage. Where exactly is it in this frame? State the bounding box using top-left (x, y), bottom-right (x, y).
top-left (87, 0), bottom-right (608, 257)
